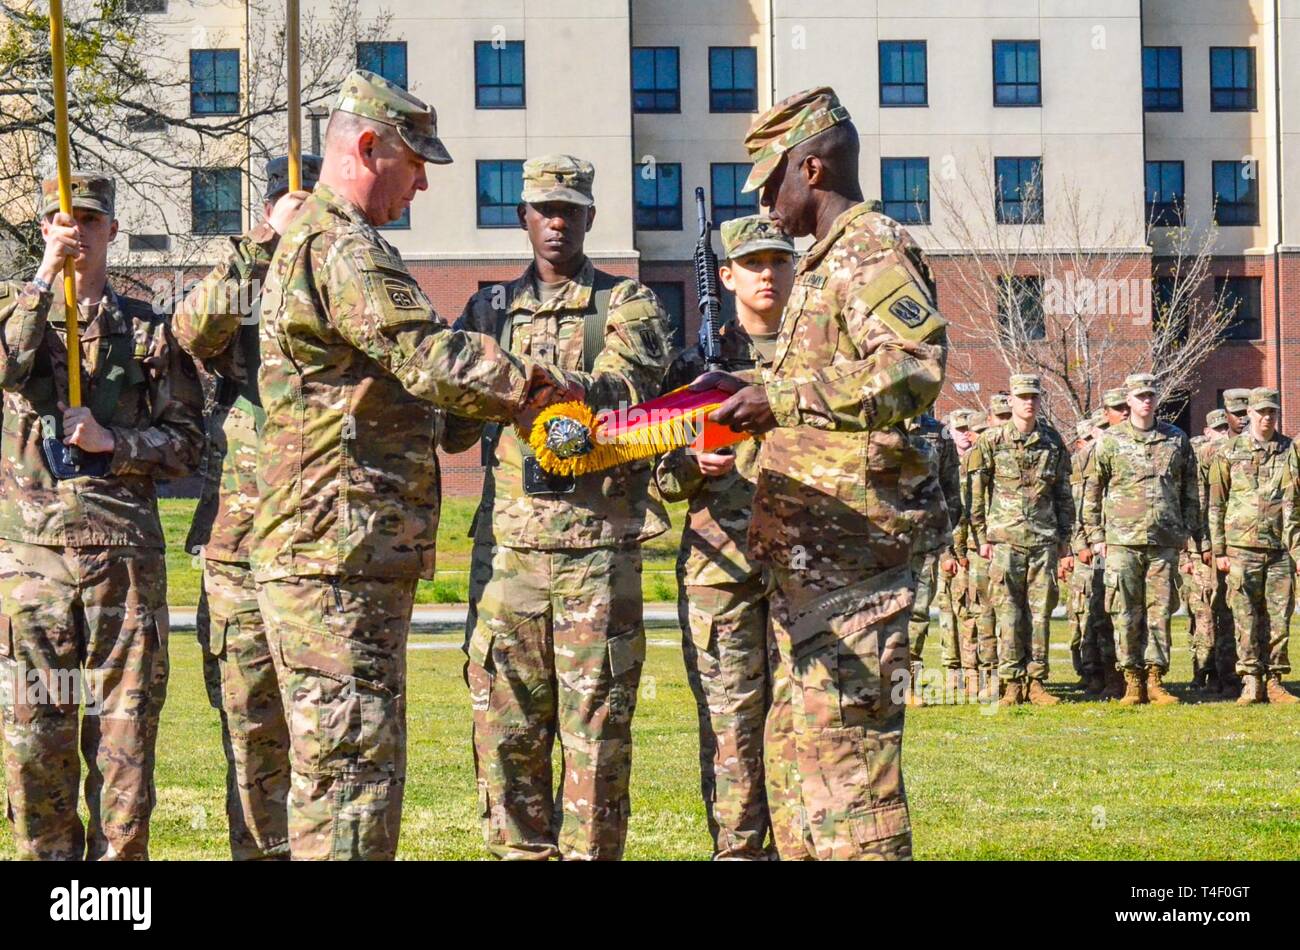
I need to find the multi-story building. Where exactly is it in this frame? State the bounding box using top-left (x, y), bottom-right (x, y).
top-left (105, 0), bottom-right (1299, 495)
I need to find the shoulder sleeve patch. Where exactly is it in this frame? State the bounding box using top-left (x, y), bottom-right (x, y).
top-left (848, 261), bottom-right (946, 343)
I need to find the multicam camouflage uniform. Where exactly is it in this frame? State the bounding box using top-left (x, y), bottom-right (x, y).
top-left (252, 72), bottom-right (546, 860)
top-left (1066, 423), bottom-right (1116, 688)
top-left (172, 155), bottom-right (320, 861)
top-left (445, 155), bottom-right (670, 861)
top-left (651, 215), bottom-right (788, 859)
top-left (1083, 376), bottom-right (1201, 700)
top-left (932, 412), bottom-right (979, 688)
top-left (954, 413), bottom-right (998, 681)
top-left (967, 377), bottom-right (1073, 699)
top-left (0, 173), bottom-right (205, 860)
top-left (1184, 409), bottom-right (1232, 689)
top-left (1207, 389), bottom-right (1299, 702)
top-left (740, 88), bottom-right (948, 861)
top-left (906, 412), bottom-right (960, 695)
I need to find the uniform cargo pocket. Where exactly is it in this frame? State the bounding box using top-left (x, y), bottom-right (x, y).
top-left (1102, 570), bottom-right (1118, 612)
top-left (0, 614), bottom-right (11, 660)
top-left (608, 627), bottom-right (646, 678)
top-left (686, 602), bottom-right (716, 652)
top-left (278, 623), bottom-right (396, 692)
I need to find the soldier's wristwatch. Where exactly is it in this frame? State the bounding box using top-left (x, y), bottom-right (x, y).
top-left (30, 275), bottom-right (51, 294)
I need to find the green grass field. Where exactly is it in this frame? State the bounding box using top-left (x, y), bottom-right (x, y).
top-left (161, 497), bottom-right (685, 606)
top-left (2, 619), bottom-right (1297, 860)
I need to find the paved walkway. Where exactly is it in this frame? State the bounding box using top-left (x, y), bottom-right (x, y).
top-left (168, 603), bottom-right (682, 633)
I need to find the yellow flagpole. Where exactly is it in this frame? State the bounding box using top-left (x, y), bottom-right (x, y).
top-left (48, 0), bottom-right (80, 407)
top-left (286, 0), bottom-right (302, 191)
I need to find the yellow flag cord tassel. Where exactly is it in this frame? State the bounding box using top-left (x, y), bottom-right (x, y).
top-left (526, 401), bottom-right (715, 477)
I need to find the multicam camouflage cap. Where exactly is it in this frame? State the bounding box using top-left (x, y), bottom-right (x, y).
top-left (520, 154), bottom-right (595, 207)
top-left (968, 411), bottom-right (990, 433)
top-left (1249, 387), bottom-right (1280, 410)
top-left (40, 170), bottom-right (114, 218)
top-left (1125, 372), bottom-right (1158, 396)
top-left (721, 214), bottom-right (795, 260)
top-left (948, 408), bottom-right (972, 430)
top-left (1205, 408), bottom-right (1229, 429)
top-left (332, 69), bottom-right (452, 165)
top-left (1090, 407), bottom-right (1109, 428)
top-left (1009, 374), bottom-right (1041, 397)
top-left (989, 392), bottom-right (1011, 416)
top-left (741, 86), bottom-right (851, 194)
top-left (1223, 388), bottom-right (1251, 413)
top-left (264, 154), bottom-right (322, 201)
top-left (1075, 419), bottom-right (1095, 440)
top-left (1102, 387), bottom-right (1128, 409)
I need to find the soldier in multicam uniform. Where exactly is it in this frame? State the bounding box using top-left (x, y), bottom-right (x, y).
top-left (700, 87), bottom-right (947, 860)
top-left (0, 172), bottom-right (205, 859)
top-left (251, 71), bottom-right (570, 860)
top-left (936, 409), bottom-right (983, 698)
top-left (445, 154), bottom-right (671, 861)
top-left (957, 410), bottom-right (1000, 697)
top-left (1207, 388), bottom-right (1300, 705)
top-left (967, 375), bottom-right (1074, 706)
top-left (1183, 407), bottom-right (1232, 695)
top-left (172, 155), bottom-right (319, 860)
top-left (905, 406), bottom-right (960, 704)
top-left (989, 391), bottom-right (1012, 425)
top-left (1082, 373), bottom-right (1202, 706)
top-left (654, 214), bottom-right (793, 859)
top-left (1205, 388), bottom-right (1252, 693)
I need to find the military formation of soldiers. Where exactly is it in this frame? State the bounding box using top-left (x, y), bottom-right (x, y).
top-left (0, 70), bottom-right (1292, 864)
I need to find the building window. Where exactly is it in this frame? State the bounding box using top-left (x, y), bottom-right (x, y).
top-left (997, 275), bottom-right (1045, 341)
top-left (1142, 46), bottom-right (1182, 111)
top-left (475, 41), bottom-right (525, 109)
top-left (995, 157), bottom-right (1043, 224)
top-left (126, 114), bottom-right (166, 133)
top-left (632, 47), bottom-right (680, 113)
top-left (357, 41), bottom-right (407, 89)
top-left (1216, 276), bottom-right (1262, 341)
top-left (710, 163), bottom-right (758, 228)
top-left (191, 168), bottom-right (242, 234)
top-left (128, 233), bottom-right (170, 253)
top-left (125, 0), bottom-right (166, 13)
top-left (634, 162), bottom-right (682, 230)
top-left (476, 160), bottom-right (523, 228)
top-left (190, 49), bottom-right (240, 115)
top-left (709, 47), bottom-right (757, 112)
top-left (1145, 161), bottom-right (1185, 225)
top-left (1210, 47), bottom-right (1255, 111)
top-left (647, 281), bottom-right (687, 350)
top-left (879, 41), bottom-right (927, 107)
top-left (993, 40), bottom-right (1040, 106)
top-left (881, 158), bottom-right (930, 224)
top-left (380, 208), bottom-right (410, 231)
top-left (1213, 160), bottom-right (1259, 226)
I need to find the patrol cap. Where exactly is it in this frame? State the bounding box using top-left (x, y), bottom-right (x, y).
top-left (968, 411), bottom-right (990, 433)
top-left (741, 86), bottom-right (851, 194)
top-left (948, 409), bottom-right (971, 431)
top-left (1009, 374), bottom-right (1041, 397)
top-left (264, 154), bottom-right (322, 202)
top-left (1102, 387), bottom-right (1128, 409)
top-left (1075, 419), bottom-right (1095, 440)
top-left (332, 69), bottom-right (452, 165)
top-left (520, 154), bottom-right (595, 207)
top-left (40, 170), bottom-right (114, 218)
top-left (990, 392), bottom-right (1011, 416)
top-left (721, 214), bottom-right (795, 260)
top-left (1249, 387), bottom-right (1280, 410)
top-left (1205, 408), bottom-right (1229, 430)
top-left (1090, 407), bottom-right (1109, 429)
top-left (1125, 373), bottom-right (1158, 397)
top-left (1223, 388), bottom-right (1251, 414)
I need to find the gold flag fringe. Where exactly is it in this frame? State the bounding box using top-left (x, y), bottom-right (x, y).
top-left (525, 400), bottom-right (716, 476)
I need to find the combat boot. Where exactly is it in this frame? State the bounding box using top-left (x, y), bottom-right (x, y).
top-left (946, 668), bottom-right (962, 702)
top-left (998, 679), bottom-right (1023, 707)
top-left (1025, 679), bottom-right (1060, 706)
top-left (963, 668), bottom-right (981, 700)
top-left (1264, 675), bottom-right (1299, 705)
top-left (1236, 674), bottom-right (1263, 706)
top-left (1145, 667), bottom-right (1180, 705)
top-left (1117, 669), bottom-right (1145, 706)
top-left (979, 669), bottom-right (1000, 702)
top-left (905, 662), bottom-right (926, 707)
top-left (1083, 671), bottom-right (1105, 695)
top-left (1101, 668), bottom-right (1127, 701)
